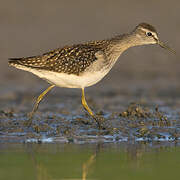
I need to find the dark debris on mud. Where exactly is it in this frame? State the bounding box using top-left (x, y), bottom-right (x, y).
top-left (0, 102), bottom-right (180, 144)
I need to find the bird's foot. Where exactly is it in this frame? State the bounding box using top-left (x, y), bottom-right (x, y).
top-left (92, 115), bottom-right (105, 130)
top-left (24, 112), bottom-right (34, 127)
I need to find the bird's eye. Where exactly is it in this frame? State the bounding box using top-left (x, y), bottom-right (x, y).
top-left (146, 32), bottom-right (152, 37)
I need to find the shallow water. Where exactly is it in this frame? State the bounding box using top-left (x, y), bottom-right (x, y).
top-left (0, 143), bottom-right (180, 180)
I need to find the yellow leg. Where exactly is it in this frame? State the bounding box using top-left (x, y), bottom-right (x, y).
top-left (81, 88), bottom-right (95, 117)
top-left (81, 88), bottom-right (103, 129)
top-left (28, 85), bottom-right (55, 120)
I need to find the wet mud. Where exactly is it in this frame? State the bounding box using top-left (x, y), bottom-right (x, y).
top-left (1, 82), bottom-right (180, 144)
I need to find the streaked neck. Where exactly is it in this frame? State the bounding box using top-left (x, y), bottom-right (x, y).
top-left (106, 33), bottom-right (139, 63)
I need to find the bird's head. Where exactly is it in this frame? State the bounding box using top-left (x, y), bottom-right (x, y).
top-left (133, 23), bottom-right (175, 54)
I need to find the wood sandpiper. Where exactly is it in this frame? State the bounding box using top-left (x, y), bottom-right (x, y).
top-left (9, 23), bottom-right (175, 126)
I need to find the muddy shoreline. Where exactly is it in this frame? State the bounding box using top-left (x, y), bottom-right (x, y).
top-left (1, 81), bottom-right (180, 144)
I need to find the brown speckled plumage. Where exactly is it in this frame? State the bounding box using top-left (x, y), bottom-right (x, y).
top-left (9, 40), bottom-right (111, 75)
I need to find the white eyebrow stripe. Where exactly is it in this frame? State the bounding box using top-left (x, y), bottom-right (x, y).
top-left (141, 28), bottom-right (147, 32)
top-left (140, 27), bottom-right (156, 34)
top-left (152, 32), bottom-right (158, 40)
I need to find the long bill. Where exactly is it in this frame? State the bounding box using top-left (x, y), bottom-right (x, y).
top-left (158, 41), bottom-right (176, 55)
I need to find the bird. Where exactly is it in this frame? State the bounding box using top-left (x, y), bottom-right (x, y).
top-left (9, 23), bottom-right (175, 127)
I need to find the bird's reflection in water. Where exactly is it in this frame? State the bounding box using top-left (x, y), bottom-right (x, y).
top-left (82, 144), bottom-right (101, 180)
top-left (26, 144), bottom-right (100, 180)
top-left (26, 144), bottom-right (53, 180)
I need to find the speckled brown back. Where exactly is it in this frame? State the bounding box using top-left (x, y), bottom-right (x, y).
top-left (9, 40), bottom-right (110, 75)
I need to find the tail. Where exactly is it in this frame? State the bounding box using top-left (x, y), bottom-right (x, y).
top-left (8, 57), bottom-right (35, 72)
top-left (8, 58), bottom-right (23, 67)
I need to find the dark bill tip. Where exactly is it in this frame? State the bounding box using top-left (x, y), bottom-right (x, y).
top-left (158, 41), bottom-right (176, 55)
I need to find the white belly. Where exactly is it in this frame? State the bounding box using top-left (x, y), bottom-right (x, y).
top-left (13, 65), bottom-right (109, 88)
top-left (34, 69), bottom-right (108, 88)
